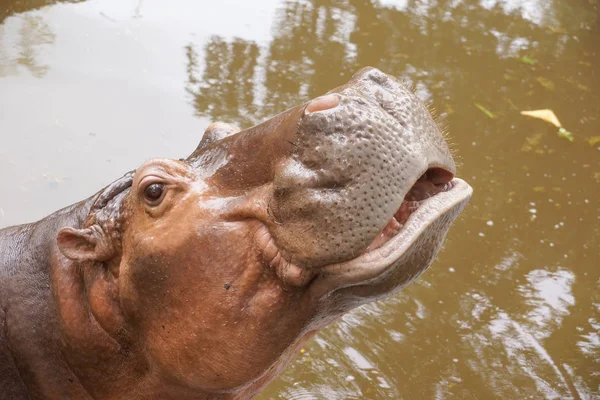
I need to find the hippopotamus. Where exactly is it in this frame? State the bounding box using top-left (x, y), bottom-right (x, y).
top-left (0, 67), bottom-right (471, 399)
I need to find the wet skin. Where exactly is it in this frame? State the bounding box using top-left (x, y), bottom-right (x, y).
top-left (0, 68), bottom-right (471, 400)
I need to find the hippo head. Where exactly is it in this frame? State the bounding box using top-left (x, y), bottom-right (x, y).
top-left (56, 68), bottom-right (471, 397)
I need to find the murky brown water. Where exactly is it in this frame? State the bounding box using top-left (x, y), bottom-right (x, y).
top-left (1, 0), bottom-right (599, 398)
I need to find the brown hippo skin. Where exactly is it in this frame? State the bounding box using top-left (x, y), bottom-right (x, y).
top-left (0, 68), bottom-right (472, 400)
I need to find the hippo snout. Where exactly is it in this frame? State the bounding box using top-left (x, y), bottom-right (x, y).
top-left (186, 67), bottom-right (470, 294)
top-left (269, 67), bottom-right (457, 268)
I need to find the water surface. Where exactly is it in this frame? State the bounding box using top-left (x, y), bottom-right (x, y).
top-left (1, 0), bottom-right (598, 398)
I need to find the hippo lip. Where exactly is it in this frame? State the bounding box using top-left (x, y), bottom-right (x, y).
top-left (311, 176), bottom-right (472, 293)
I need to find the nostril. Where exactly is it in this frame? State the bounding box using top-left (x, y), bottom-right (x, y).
top-left (305, 94), bottom-right (340, 115)
top-left (426, 167), bottom-right (454, 186)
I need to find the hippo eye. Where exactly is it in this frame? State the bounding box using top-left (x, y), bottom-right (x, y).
top-left (144, 183), bottom-right (165, 204)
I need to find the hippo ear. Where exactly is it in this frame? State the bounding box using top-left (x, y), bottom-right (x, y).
top-left (57, 172), bottom-right (132, 262)
top-left (195, 122), bottom-right (241, 151)
top-left (57, 225), bottom-right (116, 262)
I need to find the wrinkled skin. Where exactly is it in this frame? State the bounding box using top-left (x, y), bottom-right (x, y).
top-left (0, 68), bottom-right (472, 399)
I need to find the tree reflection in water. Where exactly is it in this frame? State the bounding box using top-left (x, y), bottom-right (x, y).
top-left (186, 0), bottom-right (597, 128)
top-left (0, 14), bottom-right (55, 78)
top-left (0, 0), bottom-right (86, 78)
top-left (186, 38), bottom-right (260, 127)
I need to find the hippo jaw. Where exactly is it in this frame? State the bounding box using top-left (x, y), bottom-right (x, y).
top-left (309, 176), bottom-right (471, 302)
top-left (252, 165), bottom-right (471, 304)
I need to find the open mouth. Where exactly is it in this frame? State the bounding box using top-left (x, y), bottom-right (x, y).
top-left (261, 164), bottom-right (471, 294)
top-left (309, 166), bottom-right (471, 286)
top-left (363, 167), bottom-right (457, 254)
top-left (309, 170), bottom-right (471, 298)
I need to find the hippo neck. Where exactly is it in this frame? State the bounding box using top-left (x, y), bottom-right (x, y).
top-left (0, 193), bottom-right (145, 399)
top-left (0, 197), bottom-right (98, 398)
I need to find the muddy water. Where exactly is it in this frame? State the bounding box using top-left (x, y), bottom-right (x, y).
top-left (1, 0), bottom-right (598, 398)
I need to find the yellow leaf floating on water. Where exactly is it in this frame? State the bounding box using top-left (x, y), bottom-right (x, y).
top-left (521, 109), bottom-right (562, 128)
top-left (521, 109), bottom-right (574, 142)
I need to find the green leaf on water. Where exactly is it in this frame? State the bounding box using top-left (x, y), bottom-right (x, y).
top-left (557, 127), bottom-right (574, 142)
top-left (587, 136), bottom-right (600, 146)
top-left (475, 103), bottom-right (496, 119)
top-left (520, 56), bottom-right (537, 65)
